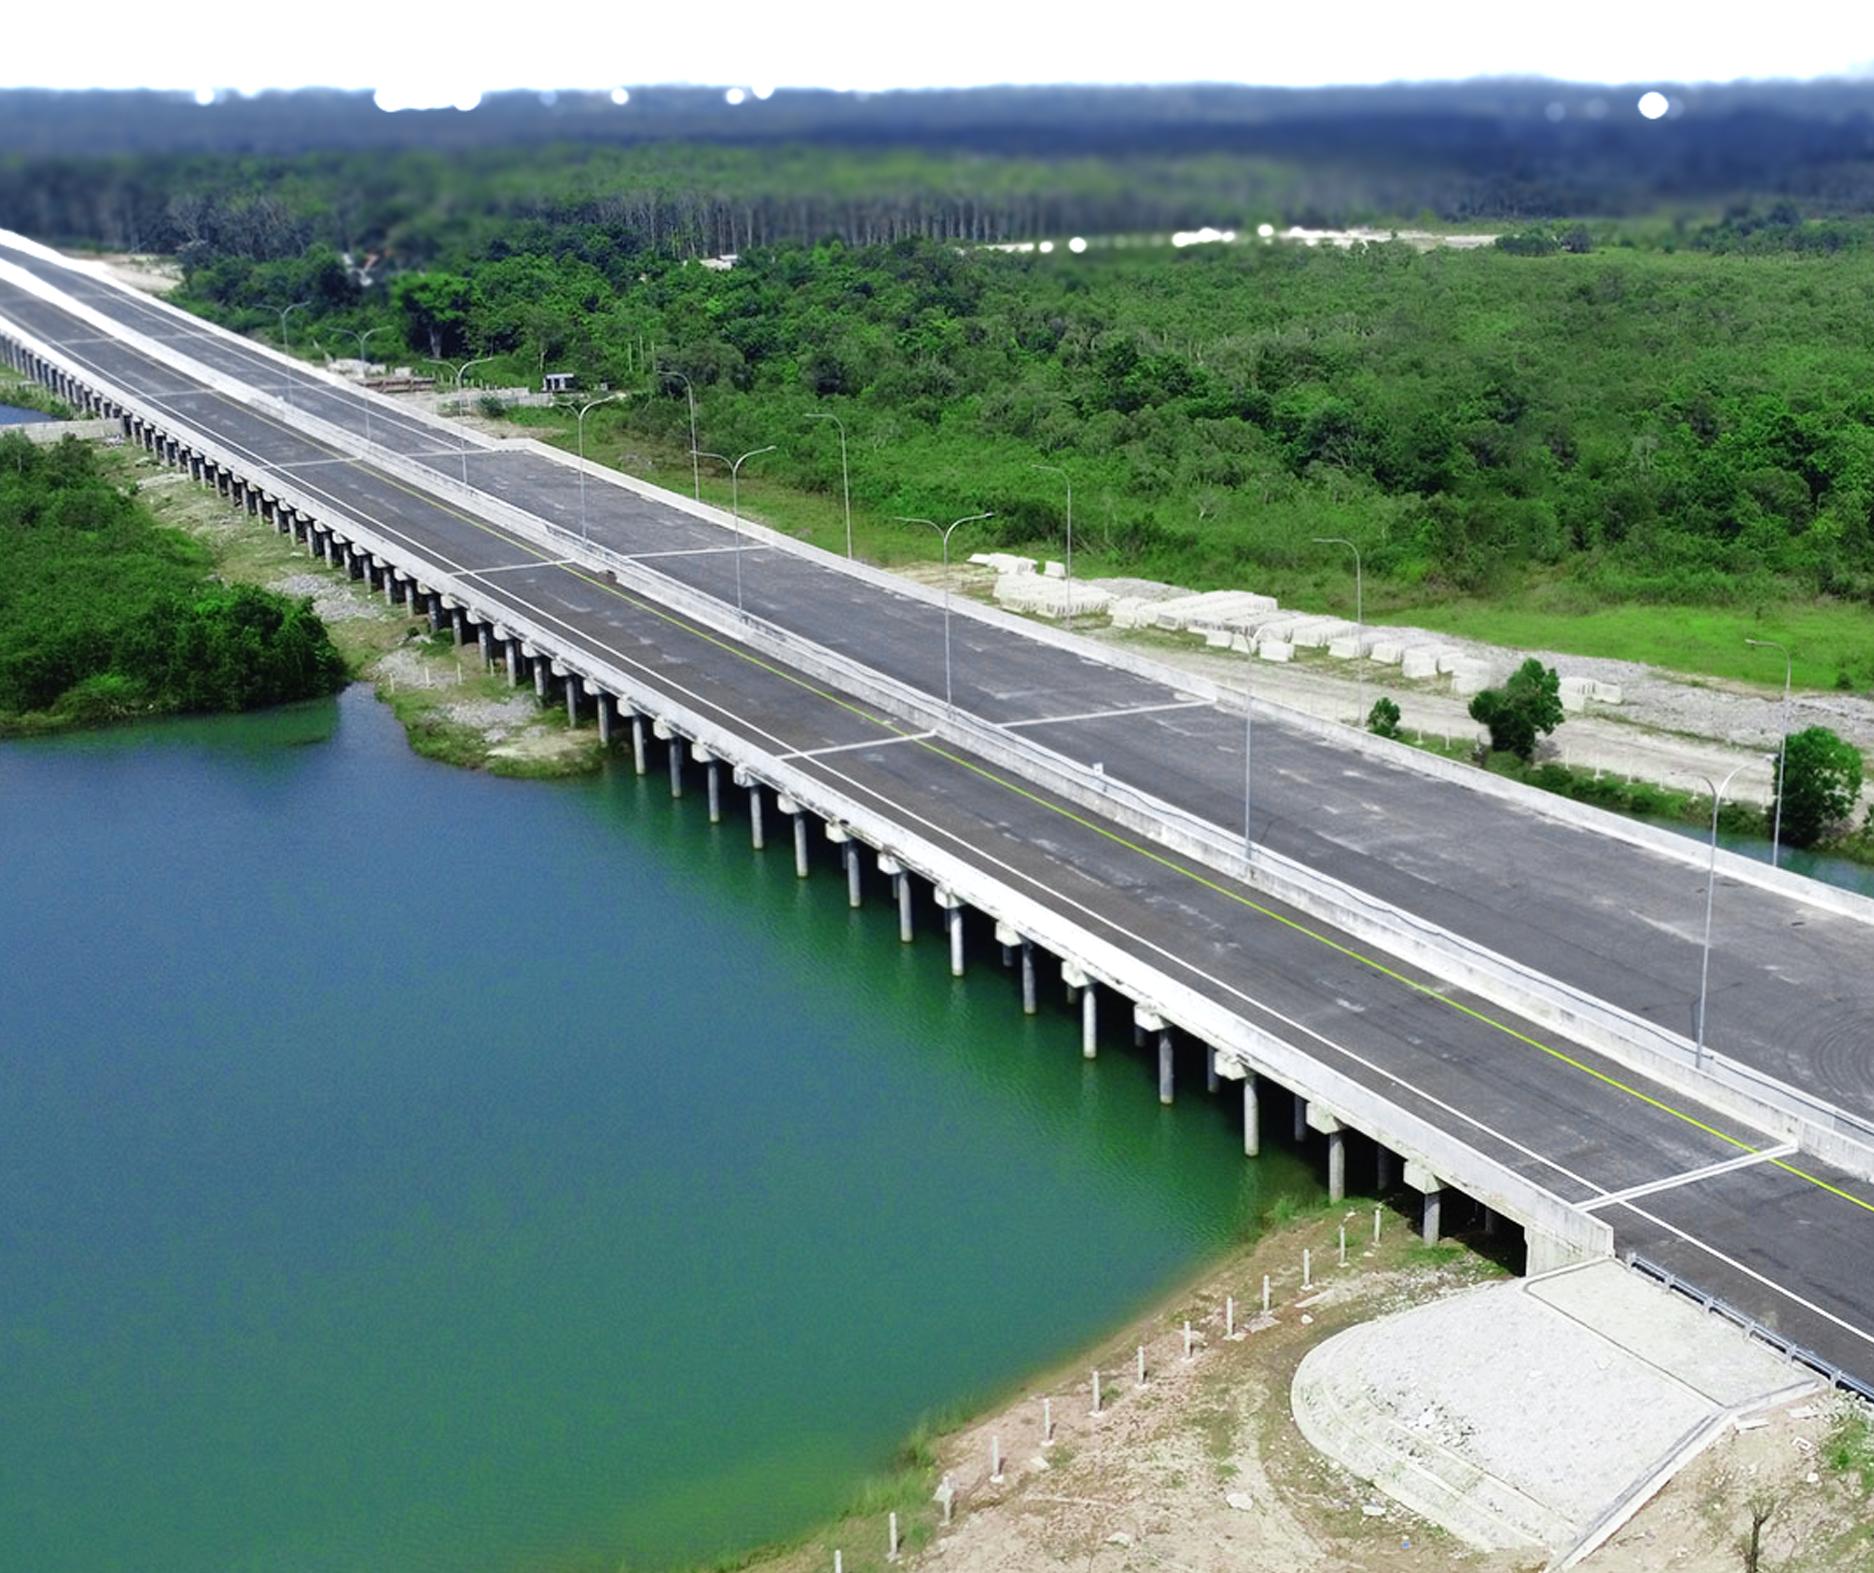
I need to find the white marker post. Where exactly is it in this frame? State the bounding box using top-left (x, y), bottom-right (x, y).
top-left (1137, 1344), bottom-right (1147, 1386)
top-left (1374, 1205), bottom-right (1383, 1244)
top-left (888, 1512), bottom-right (900, 1561)
top-left (1226, 1296), bottom-right (1236, 1338)
top-left (1043, 1396), bottom-right (1054, 1444)
top-left (990, 1434), bottom-right (1003, 1484)
top-left (1091, 1368), bottom-right (1102, 1415)
top-left (1183, 1320), bottom-right (1194, 1361)
top-left (1303, 1248), bottom-right (1312, 1290)
top-left (1262, 1274), bottom-right (1271, 1316)
top-left (1339, 1224), bottom-right (1348, 1267)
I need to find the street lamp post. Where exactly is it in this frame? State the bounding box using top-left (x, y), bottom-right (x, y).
top-left (806, 412), bottom-right (853, 558)
top-left (275, 302), bottom-right (309, 407)
top-left (894, 512), bottom-right (994, 710)
top-left (329, 325), bottom-right (390, 444)
top-left (571, 393), bottom-right (627, 540)
top-left (1313, 536), bottom-right (1364, 726)
top-left (694, 446), bottom-right (777, 615)
top-left (1745, 638), bottom-right (1794, 867)
top-left (658, 368), bottom-right (701, 501)
top-left (1687, 762), bottom-right (1747, 1072)
top-left (1031, 463), bottom-right (1073, 629)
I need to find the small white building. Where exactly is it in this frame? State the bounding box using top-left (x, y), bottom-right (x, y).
top-left (542, 371), bottom-right (576, 394)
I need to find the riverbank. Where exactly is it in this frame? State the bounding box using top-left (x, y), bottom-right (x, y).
top-left (695, 1200), bottom-right (1513, 1573)
top-left (115, 445), bottom-right (602, 777)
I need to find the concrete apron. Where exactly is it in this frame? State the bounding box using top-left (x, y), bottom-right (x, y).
top-left (1289, 1257), bottom-right (1819, 1567)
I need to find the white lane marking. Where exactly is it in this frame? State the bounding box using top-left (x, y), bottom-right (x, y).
top-left (778, 732), bottom-right (936, 762)
top-left (627, 544), bottom-right (771, 560)
top-left (51, 332), bottom-right (1764, 1222)
top-left (999, 698), bottom-right (1214, 730)
top-left (461, 558), bottom-right (581, 578)
top-left (1613, 1197), bottom-right (1874, 1352)
top-left (1581, 1143), bottom-right (1798, 1211)
top-left (276, 451), bottom-right (472, 471)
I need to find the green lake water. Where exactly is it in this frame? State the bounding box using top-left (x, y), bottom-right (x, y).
top-left (0, 687), bottom-right (1319, 1572)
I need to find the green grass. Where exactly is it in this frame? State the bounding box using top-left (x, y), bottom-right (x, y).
top-left (1376, 595), bottom-right (1874, 693)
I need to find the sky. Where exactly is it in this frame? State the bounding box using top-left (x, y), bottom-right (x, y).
top-left (6, 0), bottom-right (1871, 104)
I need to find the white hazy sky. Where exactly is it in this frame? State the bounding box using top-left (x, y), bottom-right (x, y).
top-left (7, 0), bottom-right (1871, 101)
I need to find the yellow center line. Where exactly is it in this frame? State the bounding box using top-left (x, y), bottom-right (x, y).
top-left (209, 387), bottom-right (1874, 1222)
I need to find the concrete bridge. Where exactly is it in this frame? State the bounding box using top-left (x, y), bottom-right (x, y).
top-left (3, 233), bottom-right (1871, 1391)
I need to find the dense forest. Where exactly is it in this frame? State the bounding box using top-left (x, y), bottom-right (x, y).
top-left (8, 79), bottom-right (1874, 258)
top-left (0, 434), bottom-right (347, 732)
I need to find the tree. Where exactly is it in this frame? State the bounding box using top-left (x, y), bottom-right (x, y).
top-left (1367, 695), bottom-right (1402, 739)
top-left (1468, 658), bottom-right (1564, 762)
top-left (1772, 726), bottom-right (1864, 847)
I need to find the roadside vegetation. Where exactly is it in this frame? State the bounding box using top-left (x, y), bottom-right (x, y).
top-left (0, 432), bottom-right (345, 734)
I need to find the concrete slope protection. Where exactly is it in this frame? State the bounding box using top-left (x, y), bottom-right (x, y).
top-left (3, 235), bottom-right (1868, 1155)
top-left (3, 247), bottom-right (1872, 1388)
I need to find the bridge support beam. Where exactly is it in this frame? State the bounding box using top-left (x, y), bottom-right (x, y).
top-left (777, 795), bottom-right (809, 877)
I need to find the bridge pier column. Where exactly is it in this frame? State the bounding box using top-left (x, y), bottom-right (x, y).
top-left (1327, 1130), bottom-right (1346, 1203)
top-left (1293, 1095), bottom-right (1308, 1145)
top-left (934, 889), bottom-right (965, 976)
top-left (453, 608), bottom-right (468, 646)
top-left (1205, 1049), bottom-right (1219, 1095)
top-left (894, 868), bottom-right (914, 941)
top-left (1375, 1145), bottom-right (1394, 1191)
top-left (597, 692), bottom-right (614, 747)
top-left (706, 759), bottom-right (722, 823)
top-left (1158, 1030), bottom-right (1175, 1106)
top-left (1404, 1160), bottom-right (1443, 1244)
top-left (506, 640), bottom-right (522, 685)
top-left (427, 593), bottom-right (443, 633)
top-left (844, 841), bottom-right (862, 907)
top-left (630, 712), bottom-right (648, 774)
top-left (748, 785), bottom-right (764, 849)
top-left (478, 625), bottom-right (493, 670)
top-left (1243, 1072), bottom-right (1260, 1156)
top-left (1020, 939), bottom-right (1037, 1015)
top-left (534, 661), bottom-right (550, 702)
top-left (792, 807), bottom-right (810, 877)
top-left (565, 677), bottom-right (580, 729)
top-left (1081, 981), bottom-right (1098, 1059)
top-left (667, 735), bottom-right (683, 797)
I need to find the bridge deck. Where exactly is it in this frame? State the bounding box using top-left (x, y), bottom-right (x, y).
top-left (3, 256), bottom-right (1871, 1386)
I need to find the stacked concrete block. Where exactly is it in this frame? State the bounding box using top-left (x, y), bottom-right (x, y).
top-left (1328, 634), bottom-right (1371, 660)
top-left (1259, 640), bottom-right (1295, 662)
top-left (1042, 560), bottom-right (1066, 579)
top-left (968, 552), bottom-right (1038, 575)
top-left (993, 575), bottom-right (1113, 620)
top-left (1289, 617), bottom-right (1353, 649)
top-left (1560, 676), bottom-right (1591, 713)
top-left (1369, 639), bottom-right (1405, 664)
top-left (1433, 648), bottom-right (1468, 675)
top-left (1451, 659), bottom-right (1496, 696)
top-left (1401, 646), bottom-right (1442, 679)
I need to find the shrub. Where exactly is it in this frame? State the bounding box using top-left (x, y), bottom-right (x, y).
top-left (1468, 658), bottom-right (1564, 763)
top-left (1772, 726), bottom-right (1864, 848)
top-left (1367, 695), bottom-right (1402, 739)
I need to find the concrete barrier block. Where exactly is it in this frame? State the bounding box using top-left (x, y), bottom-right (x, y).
top-left (1401, 647), bottom-right (1441, 679)
top-left (1259, 639), bottom-right (1294, 663)
top-left (1043, 560), bottom-right (1066, 579)
top-left (1369, 640), bottom-right (1405, 665)
top-left (1589, 681), bottom-right (1624, 705)
top-left (1203, 628), bottom-right (1233, 649)
top-left (1451, 660), bottom-right (1494, 696)
top-left (1328, 635), bottom-right (1370, 660)
top-left (1434, 648), bottom-right (1468, 675)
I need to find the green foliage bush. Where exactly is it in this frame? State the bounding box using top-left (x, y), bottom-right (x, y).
top-left (1367, 695), bottom-right (1402, 738)
top-left (0, 433), bottom-right (347, 731)
top-left (1772, 726), bottom-right (1865, 847)
top-left (1468, 658), bottom-right (1564, 763)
